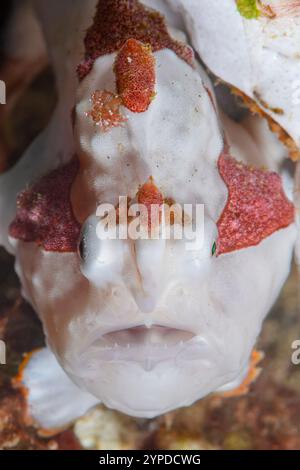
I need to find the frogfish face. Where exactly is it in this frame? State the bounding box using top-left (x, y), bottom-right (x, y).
top-left (9, 40), bottom-right (296, 417)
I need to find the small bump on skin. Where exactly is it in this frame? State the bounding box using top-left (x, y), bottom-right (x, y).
top-left (77, 0), bottom-right (194, 80)
top-left (216, 149), bottom-right (295, 255)
top-left (137, 178), bottom-right (164, 230)
top-left (9, 160), bottom-right (81, 252)
top-left (87, 90), bottom-right (127, 132)
top-left (115, 39), bottom-right (156, 113)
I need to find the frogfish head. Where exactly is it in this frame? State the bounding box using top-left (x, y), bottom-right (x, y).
top-left (9, 34), bottom-right (296, 417)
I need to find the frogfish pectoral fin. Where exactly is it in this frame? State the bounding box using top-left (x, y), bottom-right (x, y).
top-left (217, 350), bottom-right (264, 398)
top-left (12, 347), bottom-right (99, 436)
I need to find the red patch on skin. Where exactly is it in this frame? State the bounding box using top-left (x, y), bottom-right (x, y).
top-left (115, 39), bottom-right (156, 113)
top-left (216, 150), bottom-right (295, 255)
top-left (87, 90), bottom-right (126, 131)
top-left (137, 178), bottom-right (164, 230)
top-left (77, 0), bottom-right (194, 80)
top-left (9, 160), bottom-right (81, 252)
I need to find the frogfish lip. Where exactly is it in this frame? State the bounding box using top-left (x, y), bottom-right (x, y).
top-left (76, 325), bottom-right (213, 372)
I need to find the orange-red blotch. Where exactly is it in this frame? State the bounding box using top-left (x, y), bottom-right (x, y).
top-left (87, 90), bottom-right (126, 132)
top-left (137, 178), bottom-right (164, 230)
top-left (115, 39), bottom-right (156, 113)
top-left (9, 160), bottom-right (81, 252)
top-left (12, 350), bottom-right (39, 427)
top-left (216, 150), bottom-right (295, 255)
top-left (220, 350), bottom-right (264, 398)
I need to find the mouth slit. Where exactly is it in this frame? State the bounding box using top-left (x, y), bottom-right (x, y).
top-left (98, 325), bottom-right (195, 349)
top-left (77, 325), bottom-right (201, 371)
top-left (77, 325), bottom-right (210, 376)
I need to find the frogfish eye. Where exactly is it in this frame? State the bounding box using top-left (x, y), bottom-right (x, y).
top-left (77, 235), bottom-right (86, 261)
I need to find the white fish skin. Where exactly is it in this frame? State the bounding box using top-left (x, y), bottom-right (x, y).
top-left (165, 0), bottom-right (300, 153)
top-left (0, 0), bottom-right (297, 429)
